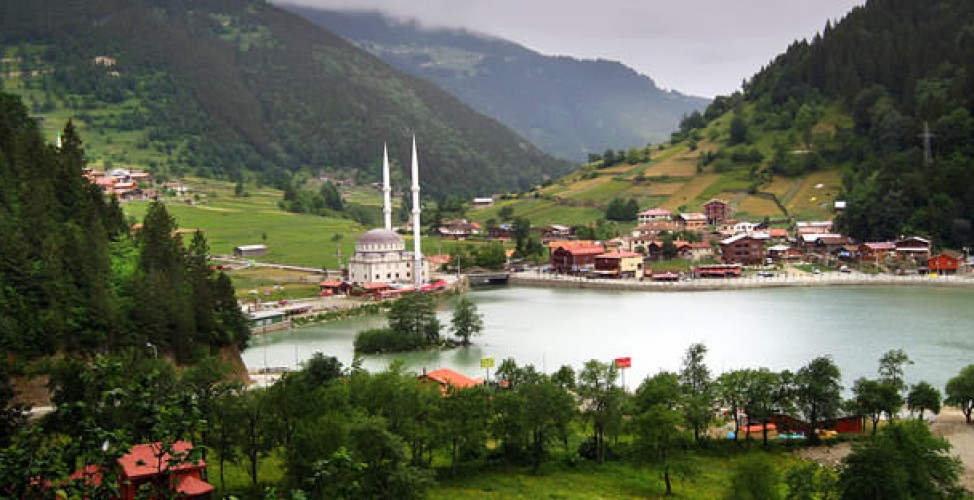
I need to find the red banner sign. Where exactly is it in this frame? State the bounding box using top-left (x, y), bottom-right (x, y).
top-left (614, 357), bottom-right (631, 369)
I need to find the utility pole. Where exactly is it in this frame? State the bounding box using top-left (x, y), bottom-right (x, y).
top-left (919, 121), bottom-right (935, 166)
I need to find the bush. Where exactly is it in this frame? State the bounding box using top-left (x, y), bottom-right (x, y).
top-left (354, 327), bottom-right (424, 354)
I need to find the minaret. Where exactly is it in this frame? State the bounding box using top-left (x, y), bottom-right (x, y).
top-left (410, 136), bottom-right (423, 287)
top-left (382, 143), bottom-right (392, 231)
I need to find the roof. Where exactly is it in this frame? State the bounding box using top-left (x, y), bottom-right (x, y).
top-left (596, 251), bottom-right (642, 259)
top-left (639, 208), bottom-right (671, 216)
top-left (546, 239), bottom-right (596, 249)
top-left (426, 254), bottom-right (451, 266)
top-left (769, 228), bottom-right (789, 238)
top-left (319, 280), bottom-right (343, 287)
top-left (863, 242), bottom-right (896, 251)
top-left (633, 221), bottom-right (677, 232)
top-left (720, 234), bottom-right (751, 245)
top-left (679, 212), bottom-right (708, 221)
top-left (249, 309), bottom-right (285, 320)
top-left (360, 282), bottom-right (391, 291)
top-left (421, 368), bottom-right (483, 389)
top-left (554, 244), bottom-right (605, 256)
top-left (704, 199), bottom-right (727, 206)
top-left (234, 244), bottom-right (267, 252)
top-left (118, 442), bottom-right (203, 479)
top-left (357, 228), bottom-right (404, 246)
top-left (177, 475), bottom-right (215, 496)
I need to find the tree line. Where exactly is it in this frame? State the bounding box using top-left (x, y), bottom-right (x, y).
top-left (0, 93), bottom-right (249, 363)
top-left (5, 342), bottom-right (973, 498)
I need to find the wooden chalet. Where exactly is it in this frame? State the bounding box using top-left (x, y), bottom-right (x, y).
top-left (767, 244), bottom-right (802, 262)
top-left (437, 219), bottom-right (481, 239)
top-left (799, 234), bottom-right (851, 255)
top-left (703, 199), bottom-right (730, 224)
top-left (861, 242), bottom-right (896, 262)
top-left (895, 236), bottom-right (932, 260)
top-left (719, 234), bottom-right (766, 265)
top-left (550, 243), bottom-right (605, 274)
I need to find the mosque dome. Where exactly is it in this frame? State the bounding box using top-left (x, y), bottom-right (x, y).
top-left (356, 228), bottom-right (405, 252)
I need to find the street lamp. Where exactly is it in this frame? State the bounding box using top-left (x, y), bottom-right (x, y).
top-left (145, 342), bottom-right (158, 359)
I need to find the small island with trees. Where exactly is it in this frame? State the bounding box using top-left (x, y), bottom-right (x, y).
top-left (353, 293), bottom-right (484, 354)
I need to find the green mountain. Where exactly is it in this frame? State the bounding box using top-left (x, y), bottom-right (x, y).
top-left (0, 0), bottom-right (571, 198)
top-left (464, 0), bottom-right (974, 251)
top-left (286, 6), bottom-right (710, 162)
top-left (716, 0), bottom-right (974, 247)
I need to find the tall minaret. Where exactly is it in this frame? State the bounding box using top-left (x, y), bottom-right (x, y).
top-left (382, 143), bottom-right (392, 231)
top-left (410, 136), bottom-right (423, 287)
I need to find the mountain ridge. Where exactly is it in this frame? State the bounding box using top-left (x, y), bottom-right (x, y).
top-left (0, 0), bottom-right (571, 198)
top-left (285, 6), bottom-right (709, 162)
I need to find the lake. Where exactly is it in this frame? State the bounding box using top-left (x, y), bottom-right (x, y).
top-left (243, 285), bottom-right (974, 391)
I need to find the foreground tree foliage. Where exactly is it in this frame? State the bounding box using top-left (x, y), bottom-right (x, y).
top-left (838, 420), bottom-right (964, 499)
top-left (0, 94), bottom-right (249, 362)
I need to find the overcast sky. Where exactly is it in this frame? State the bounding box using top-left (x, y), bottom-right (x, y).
top-left (278, 0), bottom-right (864, 98)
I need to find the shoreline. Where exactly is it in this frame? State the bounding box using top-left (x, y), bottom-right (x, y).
top-left (509, 271), bottom-right (974, 292)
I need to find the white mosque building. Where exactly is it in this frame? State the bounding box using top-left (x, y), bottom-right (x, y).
top-left (347, 138), bottom-right (428, 286)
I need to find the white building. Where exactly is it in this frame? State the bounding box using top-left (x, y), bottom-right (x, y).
top-left (347, 228), bottom-right (426, 283)
top-left (347, 140), bottom-right (428, 285)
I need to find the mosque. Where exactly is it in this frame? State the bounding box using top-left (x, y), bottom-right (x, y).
top-left (346, 138), bottom-right (428, 286)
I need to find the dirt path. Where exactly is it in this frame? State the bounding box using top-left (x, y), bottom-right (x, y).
top-left (796, 409), bottom-right (974, 491)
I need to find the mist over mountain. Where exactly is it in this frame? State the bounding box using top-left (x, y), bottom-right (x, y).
top-left (285, 6), bottom-right (710, 162)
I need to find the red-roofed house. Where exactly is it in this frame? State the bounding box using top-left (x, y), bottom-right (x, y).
top-left (67, 441), bottom-right (212, 500)
top-left (675, 212), bottom-right (708, 232)
top-left (594, 251), bottom-right (644, 278)
top-left (551, 244), bottom-right (605, 273)
top-left (420, 368), bottom-right (483, 394)
top-left (928, 252), bottom-right (962, 275)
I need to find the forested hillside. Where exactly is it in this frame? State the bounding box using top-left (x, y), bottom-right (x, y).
top-left (289, 7), bottom-right (710, 162)
top-left (0, 93), bottom-right (248, 362)
top-left (0, 0), bottom-right (570, 198)
top-left (689, 0), bottom-right (974, 248)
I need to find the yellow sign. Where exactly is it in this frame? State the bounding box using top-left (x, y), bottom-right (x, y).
top-left (480, 357), bottom-right (495, 369)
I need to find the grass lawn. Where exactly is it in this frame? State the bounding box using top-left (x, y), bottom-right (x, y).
top-left (661, 174), bottom-right (720, 211)
top-left (430, 450), bottom-right (798, 499)
top-left (122, 179), bottom-right (366, 268)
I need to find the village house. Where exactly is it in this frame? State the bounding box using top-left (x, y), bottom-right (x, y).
top-left (768, 228), bottom-right (790, 242)
top-left (704, 199), bottom-right (730, 224)
top-left (675, 212), bottom-right (708, 232)
top-left (420, 368), bottom-right (483, 395)
top-left (894, 236), bottom-right (932, 260)
top-left (437, 219), bottom-right (481, 239)
top-left (767, 244), bottom-right (803, 262)
top-left (471, 196), bottom-right (495, 208)
top-left (795, 221), bottom-right (833, 237)
top-left (538, 224), bottom-right (574, 242)
top-left (644, 240), bottom-right (692, 261)
top-left (488, 223), bottom-right (513, 240)
top-left (638, 207), bottom-right (672, 224)
top-left (550, 243), bottom-right (605, 273)
top-left (799, 234), bottom-right (851, 256)
top-left (687, 242), bottom-right (715, 261)
top-left (68, 441), bottom-right (213, 500)
top-left (861, 242), bottom-right (896, 262)
top-left (631, 220), bottom-right (679, 237)
top-left (593, 251), bottom-right (643, 278)
top-left (720, 234), bottom-right (767, 265)
top-left (234, 244), bottom-right (268, 258)
top-left (927, 251), bottom-right (963, 275)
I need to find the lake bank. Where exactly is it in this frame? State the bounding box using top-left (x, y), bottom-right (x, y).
top-left (510, 270), bottom-right (974, 292)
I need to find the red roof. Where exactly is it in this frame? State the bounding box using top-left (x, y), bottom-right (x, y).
top-left (769, 228), bottom-right (788, 238)
top-left (421, 368), bottom-right (483, 390)
top-left (118, 442), bottom-right (203, 479)
top-left (426, 254), bottom-right (451, 266)
top-left (319, 280), bottom-right (343, 287)
top-left (360, 282), bottom-right (391, 291)
top-left (177, 474), bottom-right (215, 496)
top-left (555, 244), bottom-right (605, 256)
